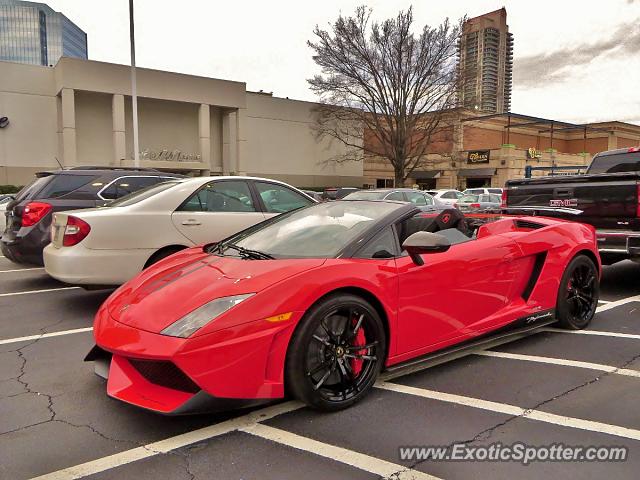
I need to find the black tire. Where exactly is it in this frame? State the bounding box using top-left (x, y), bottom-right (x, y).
top-left (144, 246), bottom-right (184, 269)
top-left (285, 293), bottom-right (386, 411)
top-left (556, 255), bottom-right (599, 330)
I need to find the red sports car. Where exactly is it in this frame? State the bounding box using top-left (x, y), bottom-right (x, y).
top-left (86, 201), bottom-right (600, 414)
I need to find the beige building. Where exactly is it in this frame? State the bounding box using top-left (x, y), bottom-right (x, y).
top-left (364, 110), bottom-right (640, 190)
top-left (0, 57), bottom-right (363, 187)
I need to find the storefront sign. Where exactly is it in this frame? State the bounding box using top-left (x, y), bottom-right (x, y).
top-left (527, 148), bottom-right (543, 159)
top-left (467, 150), bottom-right (490, 164)
top-left (140, 148), bottom-right (202, 162)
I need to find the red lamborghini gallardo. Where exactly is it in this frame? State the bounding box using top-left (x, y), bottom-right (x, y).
top-left (86, 200), bottom-right (600, 414)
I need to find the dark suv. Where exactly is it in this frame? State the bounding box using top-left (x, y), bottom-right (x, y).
top-left (1, 167), bottom-right (182, 265)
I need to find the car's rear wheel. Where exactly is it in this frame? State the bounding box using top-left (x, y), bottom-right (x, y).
top-left (285, 293), bottom-right (386, 411)
top-left (556, 255), bottom-right (599, 330)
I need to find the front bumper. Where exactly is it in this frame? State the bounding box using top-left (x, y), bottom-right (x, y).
top-left (86, 346), bottom-right (268, 415)
top-left (44, 243), bottom-right (153, 285)
top-left (88, 304), bottom-right (296, 414)
top-left (596, 230), bottom-right (640, 257)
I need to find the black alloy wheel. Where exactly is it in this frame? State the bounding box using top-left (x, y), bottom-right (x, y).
top-left (286, 294), bottom-right (386, 411)
top-left (556, 255), bottom-right (599, 330)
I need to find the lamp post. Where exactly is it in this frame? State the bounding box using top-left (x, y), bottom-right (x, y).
top-left (129, 0), bottom-right (140, 168)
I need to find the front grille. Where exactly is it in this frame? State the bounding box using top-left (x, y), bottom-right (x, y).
top-left (128, 359), bottom-right (200, 393)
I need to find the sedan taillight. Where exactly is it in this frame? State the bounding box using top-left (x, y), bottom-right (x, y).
top-left (22, 202), bottom-right (52, 227)
top-left (470, 203), bottom-right (481, 208)
top-left (63, 216), bottom-right (91, 246)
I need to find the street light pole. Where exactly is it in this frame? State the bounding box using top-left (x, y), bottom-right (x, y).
top-left (129, 0), bottom-right (140, 168)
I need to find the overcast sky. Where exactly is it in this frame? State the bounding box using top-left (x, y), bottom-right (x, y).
top-left (45, 0), bottom-right (640, 125)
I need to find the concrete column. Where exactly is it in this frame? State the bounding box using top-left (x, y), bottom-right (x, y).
top-left (236, 108), bottom-right (248, 175)
top-left (60, 88), bottom-right (76, 166)
top-left (198, 104), bottom-right (211, 176)
top-left (607, 133), bottom-right (618, 150)
top-left (112, 94), bottom-right (126, 165)
top-left (222, 110), bottom-right (237, 175)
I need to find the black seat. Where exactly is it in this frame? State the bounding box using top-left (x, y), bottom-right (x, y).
top-left (399, 209), bottom-right (470, 245)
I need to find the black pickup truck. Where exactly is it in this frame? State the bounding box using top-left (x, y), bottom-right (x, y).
top-left (504, 146), bottom-right (640, 264)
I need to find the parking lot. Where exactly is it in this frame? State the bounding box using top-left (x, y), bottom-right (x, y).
top-left (0, 256), bottom-right (638, 480)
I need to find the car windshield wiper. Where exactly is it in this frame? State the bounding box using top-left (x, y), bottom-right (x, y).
top-left (224, 243), bottom-right (274, 260)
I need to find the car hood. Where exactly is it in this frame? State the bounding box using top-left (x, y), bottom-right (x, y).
top-left (107, 248), bottom-right (325, 333)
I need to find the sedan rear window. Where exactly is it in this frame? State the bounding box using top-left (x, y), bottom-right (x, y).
top-left (107, 181), bottom-right (181, 207)
top-left (459, 194), bottom-right (480, 203)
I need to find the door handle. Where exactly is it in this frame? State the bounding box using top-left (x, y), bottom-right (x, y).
top-left (181, 219), bottom-right (202, 226)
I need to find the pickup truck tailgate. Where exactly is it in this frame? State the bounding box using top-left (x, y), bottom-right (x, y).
top-left (507, 173), bottom-right (638, 230)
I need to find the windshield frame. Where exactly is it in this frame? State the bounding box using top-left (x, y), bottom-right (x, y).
top-left (206, 200), bottom-right (416, 260)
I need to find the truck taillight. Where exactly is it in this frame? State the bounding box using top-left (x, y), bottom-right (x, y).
top-left (63, 216), bottom-right (91, 246)
top-left (500, 189), bottom-right (508, 208)
top-left (22, 202), bottom-right (52, 227)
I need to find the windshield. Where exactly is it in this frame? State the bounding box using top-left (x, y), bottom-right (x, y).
top-left (223, 201), bottom-right (402, 258)
top-left (343, 191), bottom-right (387, 200)
top-left (107, 181), bottom-right (181, 207)
top-left (587, 151), bottom-right (640, 174)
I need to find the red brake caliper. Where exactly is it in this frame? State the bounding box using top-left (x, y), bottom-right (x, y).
top-left (350, 318), bottom-right (366, 376)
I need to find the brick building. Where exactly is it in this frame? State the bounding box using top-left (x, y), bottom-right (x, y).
top-left (363, 109), bottom-right (640, 190)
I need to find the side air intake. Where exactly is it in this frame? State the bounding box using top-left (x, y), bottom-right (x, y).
top-left (522, 252), bottom-right (548, 301)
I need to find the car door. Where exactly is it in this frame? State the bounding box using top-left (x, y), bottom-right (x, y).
top-left (252, 181), bottom-right (315, 218)
top-left (394, 215), bottom-right (522, 354)
top-left (171, 180), bottom-right (265, 244)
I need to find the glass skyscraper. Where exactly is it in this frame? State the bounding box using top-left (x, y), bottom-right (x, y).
top-left (0, 0), bottom-right (87, 66)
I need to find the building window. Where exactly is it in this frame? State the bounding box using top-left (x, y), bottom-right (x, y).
top-left (376, 178), bottom-right (394, 188)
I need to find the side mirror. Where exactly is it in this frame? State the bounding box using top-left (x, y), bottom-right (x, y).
top-left (402, 231), bottom-right (450, 266)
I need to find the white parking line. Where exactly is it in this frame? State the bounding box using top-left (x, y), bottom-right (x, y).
top-left (542, 327), bottom-right (640, 340)
top-left (0, 267), bottom-right (45, 273)
top-left (475, 350), bottom-right (640, 378)
top-left (30, 401), bottom-right (304, 480)
top-left (241, 423), bottom-right (439, 480)
top-left (0, 327), bottom-right (93, 345)
top-left (0, 286), bottom-right (81, 297)
top-left (376, 382), bottom-right (640, 441)
top-left (598, 300), bottom-right (612, 304)
top-left (596, 295), bottom-right (640, 313)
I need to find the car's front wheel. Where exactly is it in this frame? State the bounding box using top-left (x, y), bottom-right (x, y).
top-left (556, 254), bottom-right (599, 330)
top-left (285, 293), bottom-right (386, 411)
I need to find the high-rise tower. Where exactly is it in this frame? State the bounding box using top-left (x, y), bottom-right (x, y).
top-left (457, 8), bottom-right (513, 113)
top-left (0, 0), bottom-right (87, 66)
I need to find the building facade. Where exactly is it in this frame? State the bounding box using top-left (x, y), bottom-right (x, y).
top-left (457, 8), bottom-right (513, 113)
top-left (363, 110), bottom-right (640, 190)
top-left (0, 0), bottom-right (87, 66)
top-left (0, 58), bottom-right (363, 187)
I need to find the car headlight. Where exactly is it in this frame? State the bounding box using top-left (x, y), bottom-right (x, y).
top-left (160, 293), bottom-right (255, 338)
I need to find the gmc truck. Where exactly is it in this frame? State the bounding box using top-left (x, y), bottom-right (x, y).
top-left (503, 146), bottom-right (640, 265)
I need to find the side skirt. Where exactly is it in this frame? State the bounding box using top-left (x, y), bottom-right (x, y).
top-left (383, 311), bottom-right (556, 378)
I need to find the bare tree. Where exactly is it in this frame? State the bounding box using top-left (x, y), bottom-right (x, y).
top-left (308, 6), bottom-right (463, 186)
